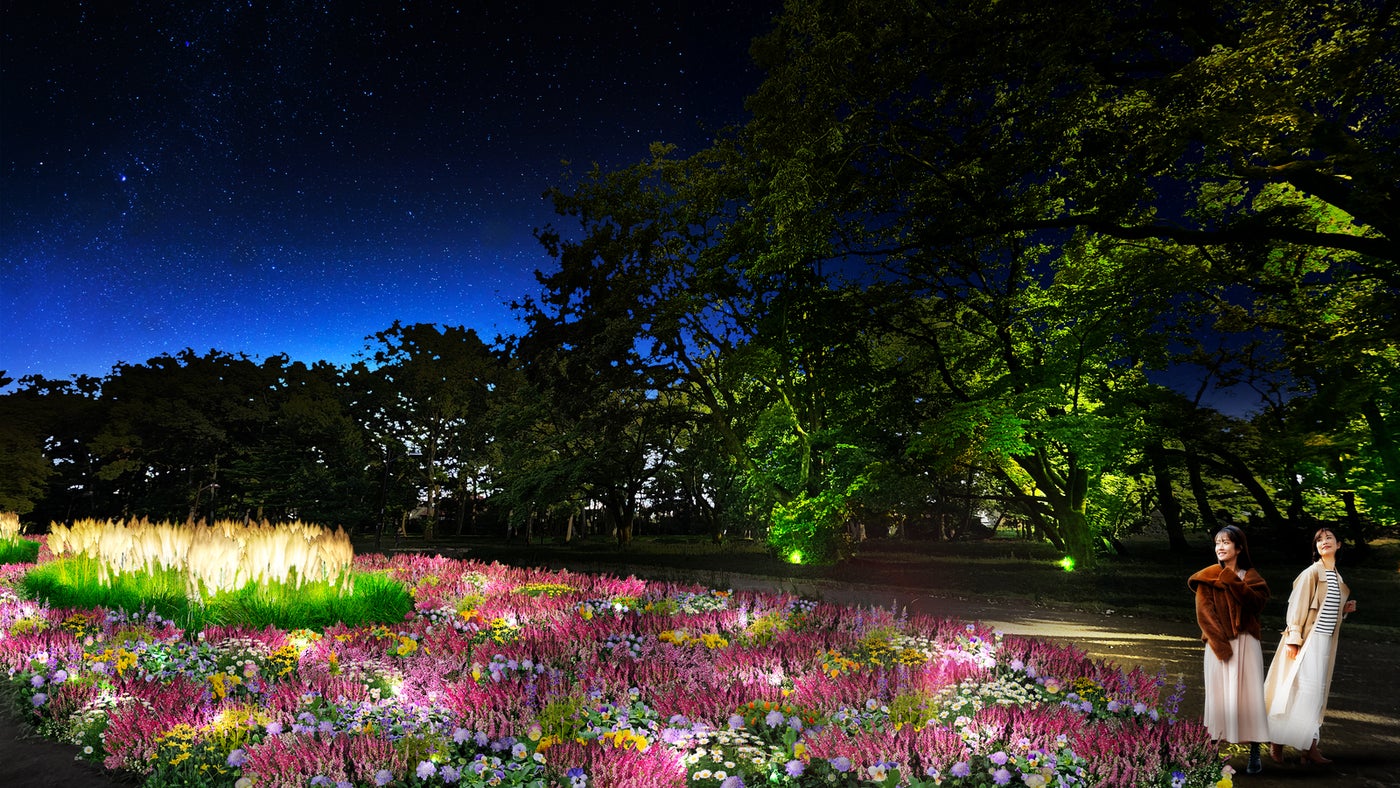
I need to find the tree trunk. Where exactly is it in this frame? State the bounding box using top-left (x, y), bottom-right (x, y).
top-left (1185, 448), bottom-right (1217, 533)
top-left (1011, 451), bottom-right (1092, 565)
top-left (1148, 444), bottom-right (1189, 552)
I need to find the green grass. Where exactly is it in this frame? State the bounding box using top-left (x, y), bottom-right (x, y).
top-left (0, 537), bottom-right (41, 565)
top-left (20, 556), bottom-right (414, 631)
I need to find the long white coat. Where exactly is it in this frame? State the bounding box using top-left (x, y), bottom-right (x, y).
top-left (1263, 561), bottom-right (1350, 724)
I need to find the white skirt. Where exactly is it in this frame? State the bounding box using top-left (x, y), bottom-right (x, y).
top-left (1203, 633), bottom-right (1270, 743)
top-left (1267, 631), bottom-right (1333, 749)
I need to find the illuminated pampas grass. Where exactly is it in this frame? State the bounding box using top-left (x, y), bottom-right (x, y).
top-left (47, 518), bottom-right (354, 597)
top-left (1, 511), bottom-right (20, 539)
top-left (0, 511), bottom-right (40, 564)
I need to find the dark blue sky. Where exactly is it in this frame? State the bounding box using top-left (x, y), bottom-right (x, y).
top-left (1, 1), bottom-right (778, 385)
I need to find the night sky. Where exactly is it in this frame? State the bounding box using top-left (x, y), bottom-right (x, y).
top-left (1, 1), bottom-right (778, 386)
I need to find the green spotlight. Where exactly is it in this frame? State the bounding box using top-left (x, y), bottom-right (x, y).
top-left (788, 550), bottom-right (803, 565)
top-left (1057, 556), bottom-right (1076, 573)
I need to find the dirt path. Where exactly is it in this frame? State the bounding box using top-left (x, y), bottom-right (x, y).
top-left (3, 571), bottom-right (1396, 787)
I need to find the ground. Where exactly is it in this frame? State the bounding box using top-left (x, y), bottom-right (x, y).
top-left (3, 563), bottom-right (1397, 787)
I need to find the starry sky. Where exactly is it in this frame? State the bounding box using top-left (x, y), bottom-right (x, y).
top-left (1, 1), bottom-right (779, 387)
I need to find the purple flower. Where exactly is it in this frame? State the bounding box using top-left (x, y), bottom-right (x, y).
top-left (990, 751), bottom-right (1008, 766)
top-left (785, 759), bottom-right (805, 777)
top-left (227, 748), bottom-right (247, 767)
top-left (727, 714), bottom-right (745, 730)
top-left (719, 777), bottom-right (745, 788)
top-left (29, 674), bottom-right (45, 688)
top-left (1107, 700), bottom-right (1121, 713)
top-left (30, 693), bottom-right (47, 707)
top-left (265, 721), bottom-right (283, 735)
top-left (950, 761), bottom-right (972, 778)
top-left (440, 765), bottom-right (460, 784)
top-left (831, 756), bottom-right (852, 773)
top-left (374, 770), bottom-right (394, 786)
top-left (416, 761), bottom-right (436, 779)
top-left (764, 709), bottom-right (785, 727)
top-left (453, 727), bottom-right (470, 744)
top-left (993, 767), bottom-right (1012, 785)
top-left (310, 777), bottom-right (332, 787)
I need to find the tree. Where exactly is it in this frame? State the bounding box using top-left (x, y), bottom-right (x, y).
top-left (352, 322), bottom-right (502, 542)
top-left (721, 0), bottom-right (1398, 559)
top-left (90, 350), bottom-right (273, 522)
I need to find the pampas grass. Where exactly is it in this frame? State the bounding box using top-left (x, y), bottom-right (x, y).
top-left (0, 512), bottom-right (40, 565)
top-left (47, 518), bottom-right (355, 596)
top-left (23, 518), bottom-right (408, 630)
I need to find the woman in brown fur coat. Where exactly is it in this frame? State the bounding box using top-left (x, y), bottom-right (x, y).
top-left (1189, 524), bottom-right (1271, 774)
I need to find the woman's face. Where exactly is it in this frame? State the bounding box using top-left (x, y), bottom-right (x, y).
top-left (1316, 530), bottom-right (1339, 558)
top-left (1214, 533), bottom-right (1239, 565)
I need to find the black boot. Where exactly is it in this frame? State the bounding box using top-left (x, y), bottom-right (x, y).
top-left (1247, 743), bottom-right (1263, 774)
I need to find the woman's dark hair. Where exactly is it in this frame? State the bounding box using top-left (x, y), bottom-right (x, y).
top-left (1311, 527), bottom-right (1340, 562)
top-left (1215, 524), bottom-right (1256, 570)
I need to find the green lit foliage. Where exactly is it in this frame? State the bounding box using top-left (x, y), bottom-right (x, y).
top-left (766, 490), bottom-right (851, 565)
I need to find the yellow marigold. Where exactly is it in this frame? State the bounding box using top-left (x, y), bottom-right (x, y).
top-left (395, 636), bottom-right (418, 656)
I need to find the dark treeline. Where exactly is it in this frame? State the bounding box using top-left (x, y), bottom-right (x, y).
top-left (3, 0), bottom-right (1396, 565)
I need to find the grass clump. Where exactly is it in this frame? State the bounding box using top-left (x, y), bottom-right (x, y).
top-left (0, 537), bottom-right (40, 565)
top-left (0, 512), bottom-right (39, 565)
top-left (20, 556), bottom-right (413, 631)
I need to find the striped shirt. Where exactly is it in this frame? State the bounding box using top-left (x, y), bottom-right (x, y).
top-left (1313, 569), bottom-right (1342, 637)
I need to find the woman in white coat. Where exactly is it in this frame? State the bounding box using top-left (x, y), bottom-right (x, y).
top-left (1264, 527), bottom-right (1358, 764)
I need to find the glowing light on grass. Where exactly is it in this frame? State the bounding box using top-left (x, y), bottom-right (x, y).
top-left (0, 512), bottom-right (20, 539)
top-left (787, 550), bottom-right (803, 565)
top-left (1058, 555), bottom-right (1076, 573)
top-left (46, 518), bottom-right (355, 599)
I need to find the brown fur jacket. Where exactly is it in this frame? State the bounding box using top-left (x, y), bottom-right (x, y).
top-left (1188, 564), bottom-right (1270, 662)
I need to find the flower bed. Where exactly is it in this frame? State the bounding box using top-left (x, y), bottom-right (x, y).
top-left (1, 551), bottom-right (1231, 787)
